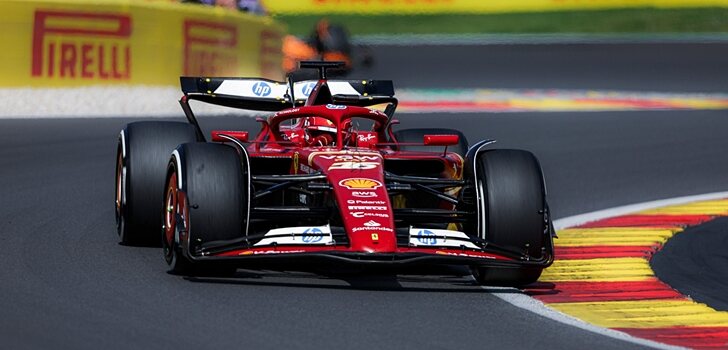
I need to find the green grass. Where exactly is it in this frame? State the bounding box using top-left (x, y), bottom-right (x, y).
top-left (273, 8), bottom-right (728, 36)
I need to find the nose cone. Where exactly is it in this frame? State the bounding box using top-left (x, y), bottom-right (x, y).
top-left (311, 152), bottom-right (397, 252)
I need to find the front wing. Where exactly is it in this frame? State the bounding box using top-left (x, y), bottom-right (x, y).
top-left (186, 238), bottom-right (554, 270)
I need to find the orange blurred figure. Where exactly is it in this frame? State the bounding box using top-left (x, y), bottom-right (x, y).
top-left (283, 19), bottom-right (356, 75)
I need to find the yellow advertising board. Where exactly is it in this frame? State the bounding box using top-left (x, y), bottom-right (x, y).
top-left (0, 0), bottom-right (285, 87)
top-left (262, 0), bottom-right (728, 14)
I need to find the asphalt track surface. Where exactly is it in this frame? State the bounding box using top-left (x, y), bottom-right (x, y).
top-left (1, 43), bottom-right (727, 349)
top-left (652, 217), bottom-right (728, 312)
top-left (365, 43), bottom-right (728, 92)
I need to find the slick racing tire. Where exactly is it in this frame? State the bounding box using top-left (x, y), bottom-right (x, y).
top-left (471, 149), bottom-right (548, 287)
top-left (393, 128), bottom-right (469, 158)
top-left (163, 143), bottom-right (248, 276)
top-left (116, 122), bottom-right (198, 246)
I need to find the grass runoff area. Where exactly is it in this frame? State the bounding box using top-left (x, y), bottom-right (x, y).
top-left (274, 7), bottom-right (728, 36)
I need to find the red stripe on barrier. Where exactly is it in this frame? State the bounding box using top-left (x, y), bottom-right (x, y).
top-left (555, 245), bottom-right (657, 259)
top-left (526, 280), bottom-right (685, 303)
top-left (576, 214), bottom-right (713, 228)
top-left (615, 327), bottom-right (728, 349)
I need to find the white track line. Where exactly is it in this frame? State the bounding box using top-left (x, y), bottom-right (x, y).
top-left (554, 191), bottom-right (728, 229)
top-left (488, 191), bottom-right (728, 350)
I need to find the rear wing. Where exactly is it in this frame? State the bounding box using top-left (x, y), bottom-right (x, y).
top-left (180, 77), bottom-right (396, 112)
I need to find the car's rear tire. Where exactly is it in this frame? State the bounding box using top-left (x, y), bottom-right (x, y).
top-left (471, 149), bottom-right (548, 287)
top-left (393, 128), bottom-right (469, 157)
top-left (116, 122), bottom-right (198, 246)
top-left (163, 143), bottom-right (248, 276)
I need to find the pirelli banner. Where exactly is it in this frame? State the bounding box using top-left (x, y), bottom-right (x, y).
top-left (1, 0), bottom-right (285, 87)
top-left (264, 0), bottom-right (728, 14)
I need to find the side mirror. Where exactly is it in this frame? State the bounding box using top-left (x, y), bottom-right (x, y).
top-left (423, 134), bottom-right (459, 146)
top-left (211, 130), bottom-right (249, 143)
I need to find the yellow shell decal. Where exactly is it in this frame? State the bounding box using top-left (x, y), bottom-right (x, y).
top-left (338, 178), bottom-right (382, 190)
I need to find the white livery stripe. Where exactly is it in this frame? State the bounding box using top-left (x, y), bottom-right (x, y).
top-left (254, 225), bottom-right (334, 246)
top-left (408, 228), bottom-right (480, 249)
top-left (327, 82), bottom-right (361, 96)
top-left (213, 80), bottom-right (288, 98)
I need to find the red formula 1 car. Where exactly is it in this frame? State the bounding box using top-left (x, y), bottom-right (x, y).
top-left (115, 61), bottom-right (554, 286)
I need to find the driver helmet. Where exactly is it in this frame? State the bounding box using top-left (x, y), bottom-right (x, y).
top-left (304, 117), bottom-right (337, 146)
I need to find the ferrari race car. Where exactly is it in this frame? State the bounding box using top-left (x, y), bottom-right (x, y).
top-left (115, 61), bottom-right (554, 286)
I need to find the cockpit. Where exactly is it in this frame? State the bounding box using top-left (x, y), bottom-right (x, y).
top-left (270, 106), bottom-right (387, 150)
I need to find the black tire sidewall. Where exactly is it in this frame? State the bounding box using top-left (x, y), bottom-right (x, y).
top-left (119, 121), bottom-right (198, 245)
top-left (175, 142), bottom-right (247, 254)
top-left (471, 149), bottom-right (548, 286)
top-left (478, 149), bottom-right (546, 259)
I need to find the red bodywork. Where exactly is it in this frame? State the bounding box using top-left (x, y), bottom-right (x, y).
top-left (178, 74), bottom-right (552, 271)
top-left (222, 103), bottom-right (488, 258)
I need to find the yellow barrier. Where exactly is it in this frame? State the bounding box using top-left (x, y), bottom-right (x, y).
top-left (263, 0), bottom-right (728, 14)
top-left (0, 0), bottom-right (285, 87)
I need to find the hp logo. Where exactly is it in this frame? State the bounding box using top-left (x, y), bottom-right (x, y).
top-left (416, 230), bottom-right (437, 245)
top-left (301, 228), bottom-right (323, 243)
top-left (301, 82), bottom-right (316, 97)
top-left (252, 82), bottom-right (272, 97)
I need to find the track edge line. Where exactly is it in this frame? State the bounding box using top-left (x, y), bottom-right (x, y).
top-left (488, 190), bottom-right (728, 350)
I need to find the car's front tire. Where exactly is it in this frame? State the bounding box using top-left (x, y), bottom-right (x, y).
top-left (470, 149), bottom-right (550, 287)
top-left (163, 142), bottom-right (248, 276)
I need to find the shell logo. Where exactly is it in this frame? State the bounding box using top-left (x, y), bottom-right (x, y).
top-left (338, 178), bottom-right (382, 190)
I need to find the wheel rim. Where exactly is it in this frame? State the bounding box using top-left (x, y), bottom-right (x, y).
top-left (163, 170), bottom-right (189, 265)
top-left (163, 171), bottom-right (178, 263)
